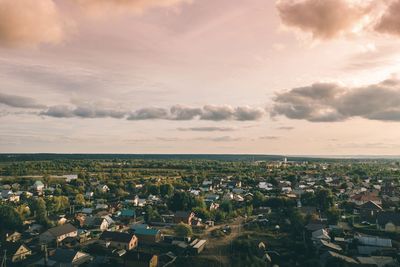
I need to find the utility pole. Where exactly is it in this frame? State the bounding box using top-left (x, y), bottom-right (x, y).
top-left (44, 244), bottom-right (48, 267)
top-left (1, 250), bottom-right (7, 267)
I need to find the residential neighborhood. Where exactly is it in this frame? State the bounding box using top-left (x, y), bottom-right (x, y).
top-left (1, 155), bottom-right (400, 266)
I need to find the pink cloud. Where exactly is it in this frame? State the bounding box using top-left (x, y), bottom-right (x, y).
top-left (375, 0), bottom-right (400, 36)
top-left (276, 0), bottom-right (370, 39)
top-left (0, 0), bottom-right (66, 47)
top-left (72, 0), bottom-right (191, 17)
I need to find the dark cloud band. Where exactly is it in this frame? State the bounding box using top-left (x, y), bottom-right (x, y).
top-left (272, 77), bottom-right (400, 122)
top-left (40, 104), bottom-right (266, 121)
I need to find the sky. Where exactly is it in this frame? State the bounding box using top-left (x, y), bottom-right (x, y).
top-left (2, 0), bottom-right (400, 155)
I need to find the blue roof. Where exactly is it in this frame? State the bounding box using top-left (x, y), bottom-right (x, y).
top-left (134, 228), bottom-right (160, 236)
top-left (120, 209), bottom-right (136, 217)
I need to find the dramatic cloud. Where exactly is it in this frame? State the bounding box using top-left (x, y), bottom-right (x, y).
top-left (234, 106), bottom-right (266, 121)
top-left (177, 127), bottom-right (236, 132)
top-left (200, 105), bottom-right (235, 121)
top-left (200, 105), bottom-right (265, 121)
top-left (41, 104), bottom-right (265, 121)
top-left (0, 0), bottom-right (190, 47)
top-left (41, 105), bottom-right (126, 119)
top-left (0, 0), bottom-right (66, 47)
top-left (169, 105), bottom-right (202, 120)
top-left (272, 77), bottom-right (400, 122)
top-left (0, 93), bottom-right (46, 109)
top-left (127, 107), bottom-right (169, 120)
top-left (72, 0), bottom-right (191, 17)
top-left (375, 0), bottom-right (400, 36)
top-left (276, 0), bottom-right (370, 39)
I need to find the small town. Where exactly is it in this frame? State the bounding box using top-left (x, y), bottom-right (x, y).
top-left (2, 0), bottom-right (400, 266)
top-left (1, 155), bottom-right (400, 267)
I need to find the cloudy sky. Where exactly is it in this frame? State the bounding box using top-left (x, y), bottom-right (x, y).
top-left (2, 0), bottom-right (400, 155)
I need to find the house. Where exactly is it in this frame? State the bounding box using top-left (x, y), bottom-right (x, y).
top-left (0, 242), bottom-right (31, 263)
top-left (120, 209), bottom-right (136, 222)
top-left (81, 208), bottom-right (93, 215)
top-left (258, 182), bottom-right (273, 191)
top-left (124, 252), bottom-right (158, 267)
top-left (208, 202), bottom-right (219, 211)
top-left (62, 174), bottom-right (78, 183)
top-left (84, 217), bottom-right (111, 231)
top-left (359, 201), bottom-right (383, 223)
top-left (222, 193), bottom-right (233, 201)
top-left (312, 229), bottom-right (330, 242)
top-left (95, 203), bottom-right (108, 210)
top-left (201, 180), bottom-right (213, 192)
top-left (350, 191), bottom-right (381, 205)
top-left (36, 248), bottom-right (92, 267)
top-left (84, 192), bottom-right (94, 199)
top-left (228, 180), bottom-right (241, 189)
top-left (97, 185), bottom-right (110, 193)
top-left (1, 190), bottom-right (20, 202)
top-left (5, 231), bottom-right (21, 242)
top-left (281, 187), bottom-right (292, 194)
top-left (132, 228), bottom-right (162, 244)
top-left (100, 231), bottom-right (138, 250)
top-left (33, 180), bottom-right (45, 194)
top-left (376, 211), bottom-right (400, 232)
top-left (173, 211), bottom-right (195, 225)
top-left (205, 194), bottom-right (219, 202)
top-left (40, 223), bottom-right (78, 244)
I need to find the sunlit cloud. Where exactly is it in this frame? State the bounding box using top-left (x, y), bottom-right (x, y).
top-left (0, 0), bottom-right (67, 47)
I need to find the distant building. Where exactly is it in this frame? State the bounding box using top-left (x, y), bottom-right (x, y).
top-left (0, 242), bottom-right (31, 263)
top-left (120, 209), bottom-right (136, 222)
top-left (5, 231), bottom-right (21, 242)
top-left (97, 185), bottom-right (110, 193)
top-left (132, 228), bottom-right (162, 244)
top-left (36, 248), bottom-right (92, 266)
top-left (100, 231), bottom-right (138, 250)
top-left (350, 191), bottom-right (381, 205)
top-left (33, 180), bottom-right (45, 194)
top-left (84, 216), bottom-right (111, 232)
top-left (39, 223), bottom-right (78, 244)
top-left (359, 201), bottom-right (383, 223)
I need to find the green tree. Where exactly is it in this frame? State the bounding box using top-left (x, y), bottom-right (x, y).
top-left (175, 222), bottom-right (192, 238)
top-left (326, 206), bottom-right (340, 225)
top-left (252, 191), bottom-right (265, 208)
top-left (75, 193), bottom-right (85, 206)
top-left (193, 207), bottom-right (211, 220)
top-left (30, 197), bottom-right (48, 224)
top-left (0, 204), bottom-right (22, 231)
top-left (315, 189), bottom-right (334, 212)
top-left (49, 196), bottom-right (70, 213)
top-left (15, 204), bottom-right (31, 221)
top-left (169, 192), bottom-right (191, 211)
top-left (160, 183), bottom-right (174, 197)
